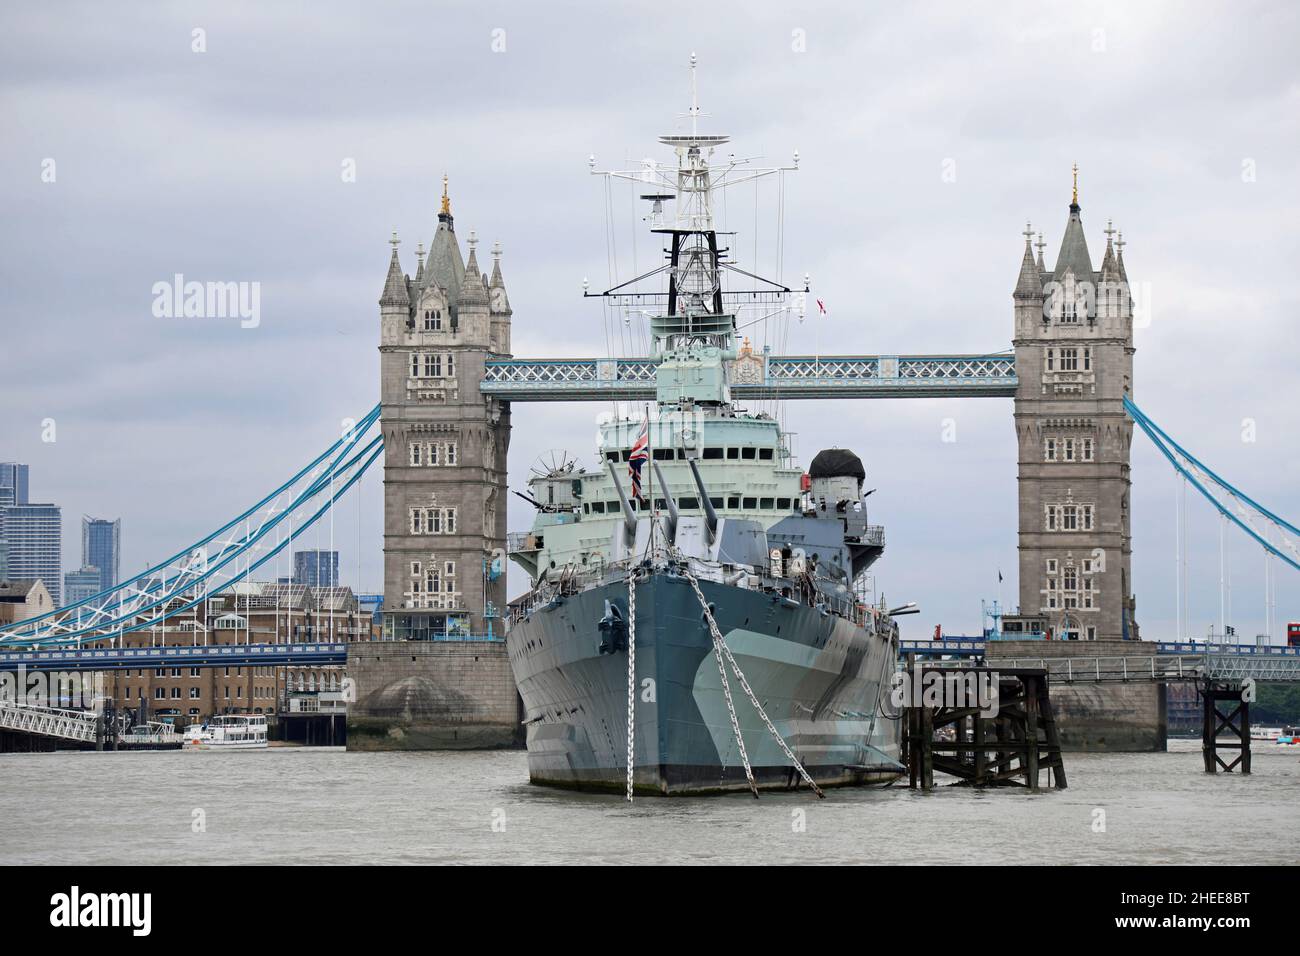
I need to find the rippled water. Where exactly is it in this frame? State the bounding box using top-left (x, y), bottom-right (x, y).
top-left (1, 740), bottom-right (1296, 865)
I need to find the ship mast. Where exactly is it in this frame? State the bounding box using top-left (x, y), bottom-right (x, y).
top-left (588, 53), bottom-right (802, 398)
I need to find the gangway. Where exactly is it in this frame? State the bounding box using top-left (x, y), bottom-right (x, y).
top-left (0, 699), bottom-right (98, 744)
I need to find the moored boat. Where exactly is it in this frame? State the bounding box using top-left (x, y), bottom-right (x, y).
top-left (182, 714), bottom-right (268, 751)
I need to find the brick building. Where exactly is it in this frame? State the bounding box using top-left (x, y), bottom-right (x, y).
top-left (88, 583), bottom-right (370, 725)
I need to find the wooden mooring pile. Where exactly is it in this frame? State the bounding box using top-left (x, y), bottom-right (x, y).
top-left (901, 664), bottom-right (1066, 792)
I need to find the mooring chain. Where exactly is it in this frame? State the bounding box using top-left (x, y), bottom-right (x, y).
top-left (684, 567), bottom-right (826, 799)
top-left (665, 558), bottom-right (757, 796)
top-left (707, 597), bottom-right (760, 798)
top-left (625, 570), bottom-right (637, 803)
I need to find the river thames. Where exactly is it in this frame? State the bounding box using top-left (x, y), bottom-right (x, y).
top-left (2, 740), bottom-right (1296, 865)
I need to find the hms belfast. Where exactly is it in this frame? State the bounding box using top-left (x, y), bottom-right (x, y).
top-left (506, 58), bottom-right (906, 796)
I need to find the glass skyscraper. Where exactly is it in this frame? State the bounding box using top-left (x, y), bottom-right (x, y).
top-left (0, 462), bottom-right (29, 582)
top-left (3, 503), bottom-right (62, 606)
top-left (0, 463), bottom-right (29, 507)
top-left (293, 549), bottom-right (338, 588)
top-left (0, 492), bottom-right (8, 581)
top-left (82, 516), bottom-right (121, 593)
top-left (64, 566), bottom-right (102, 605)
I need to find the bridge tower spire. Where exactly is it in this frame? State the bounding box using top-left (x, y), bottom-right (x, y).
top-left (1012, 176), bottom-right (1137, 641)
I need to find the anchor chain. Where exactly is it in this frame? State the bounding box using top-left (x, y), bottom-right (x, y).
top-left (704, 585), bottom-right (759, 799)
top-left (626, 570), bottom-right (637, 802)
top-left (683, 566), bottom-right (826, 799)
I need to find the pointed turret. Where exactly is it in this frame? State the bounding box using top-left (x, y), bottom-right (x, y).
top-left (1053, 199), bottom-right (1094, 284)
top-left (1116, 230), bottom-right (1129, 282)
top-left (1014, 222), bottom-right (1042, 298)
top-left (459, 230), bottom-right (488, 307)
top-left (489, 240), bottom-right (511, 312)
top-left (424, 174), bottom-right (465, 311)
top-left (379, 231), bottom-right (410, 309)
top-left (456, 230), bottom-right (490, 346)
top-left (488, 240), bottom-right (512, 355)
top-left (1096, 220), bottom-right (1128, 324)
top-left (414, 241), bottom-right (426, 285)
top-left (1098, 220), bottom-right (1120, 283)
top-left (1013, 223), bottom-right (1046, 337)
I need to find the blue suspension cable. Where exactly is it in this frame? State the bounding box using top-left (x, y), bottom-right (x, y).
top-left (1125, 397), bottom-right (1300, 575)
top-left (9, 404), bottom-right (382, 631)
top-left (6, 443), bottom-right (384, 648)
top-left (1, 428), bottom-right (384, 645)
top-left (1125, 396), bottom-right (1300, 539)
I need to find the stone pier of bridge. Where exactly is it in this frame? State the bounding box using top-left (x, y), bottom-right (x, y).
top-left (985, 640), bottom-right (1167, 751)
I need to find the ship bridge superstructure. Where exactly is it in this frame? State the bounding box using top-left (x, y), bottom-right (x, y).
top-left (509, 55), bottom-right (885, 598)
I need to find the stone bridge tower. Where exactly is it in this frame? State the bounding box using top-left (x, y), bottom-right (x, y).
top-left (1012, 171), bottom-right (1138, 641)
top-left (378, 179), bottom-right (512, 640)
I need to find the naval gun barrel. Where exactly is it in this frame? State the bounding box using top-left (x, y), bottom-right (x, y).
top-left (512, 489), bottom-right (544, 510)
top-left (651, 460), bottom-right (679, 541)
top-left (686, 458), bottom-right (718, 540)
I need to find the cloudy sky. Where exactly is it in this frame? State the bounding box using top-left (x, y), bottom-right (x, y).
top-left (2, 1), bottom-right (1297, 639)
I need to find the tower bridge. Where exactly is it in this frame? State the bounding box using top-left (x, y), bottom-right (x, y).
top-left (2, 175), bottom-right (1297, 759)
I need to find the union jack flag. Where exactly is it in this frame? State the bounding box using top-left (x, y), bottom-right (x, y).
top-left (628, 419), bottom-right (649, 500)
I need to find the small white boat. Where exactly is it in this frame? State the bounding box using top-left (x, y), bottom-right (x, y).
top-left (119, 721), bottom-right (183, 750)
top-left (182, 714), bottom-right (268, 750)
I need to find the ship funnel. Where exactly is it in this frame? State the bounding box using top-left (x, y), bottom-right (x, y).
top-left (651, 460), bottom-right (679, 540)
top-left (686, 458), bottom-right (718, 540)
top-left (605, 459), bottom-right (638, 538)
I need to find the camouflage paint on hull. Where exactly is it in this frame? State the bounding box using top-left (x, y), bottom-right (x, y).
top-left (507, 570), bottom-right (903, 795)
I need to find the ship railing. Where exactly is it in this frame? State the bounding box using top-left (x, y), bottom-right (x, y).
top-left (507, 531), bottom-right (539, 553)
top-left (508, 585), bottom-right (563, 624)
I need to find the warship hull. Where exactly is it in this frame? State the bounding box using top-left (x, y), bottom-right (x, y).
top-left (508, 570), bottom-right (903, 795)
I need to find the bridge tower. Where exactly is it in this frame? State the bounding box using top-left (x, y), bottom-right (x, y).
top-left (378, 179), bottom-right (512, 639)
top-left (1012, 171), bottom-right (1138, 641)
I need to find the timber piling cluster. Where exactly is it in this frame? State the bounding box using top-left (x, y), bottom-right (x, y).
top-left (902, 665), bottom-right (1067, 791)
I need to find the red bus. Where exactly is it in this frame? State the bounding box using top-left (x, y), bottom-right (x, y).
top-left (1288, 623), bottom-right (1300, 647)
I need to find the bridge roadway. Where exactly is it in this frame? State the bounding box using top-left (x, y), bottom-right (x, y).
top-left (480, 354), bottom-right (1017, 401)
top-left (900, 638), bottom-right (1300, 682)
top-left (4, 638), bottom-right (1298, 681)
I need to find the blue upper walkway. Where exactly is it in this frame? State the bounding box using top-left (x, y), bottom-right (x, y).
top-left (480, 353), bottom-right (1017, 401)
